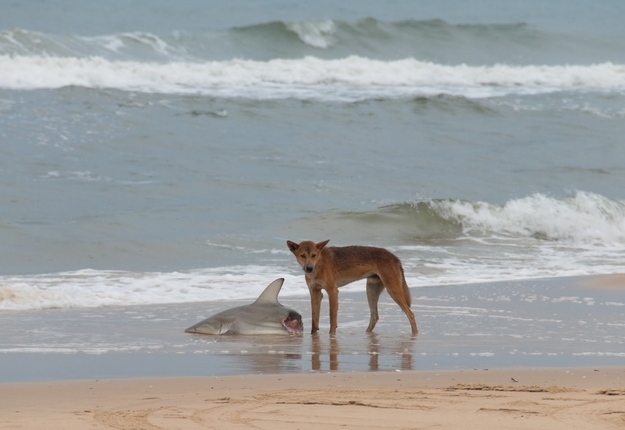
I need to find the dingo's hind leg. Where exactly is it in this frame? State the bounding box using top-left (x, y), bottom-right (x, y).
top-left (366, 276), bottom-right (384, 332)
top-left (382, 274), bottom-right (418, 335)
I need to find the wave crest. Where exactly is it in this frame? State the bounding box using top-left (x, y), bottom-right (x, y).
top-left (285, 20), bottom-right (337, 49)
top-left (416, 191), bottom-right (625, 244)
top-left (303, 192), bottom-right (625, 245)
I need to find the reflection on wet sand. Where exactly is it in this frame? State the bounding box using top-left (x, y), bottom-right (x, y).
top-left (194, 334), bottom-right (305, 374)
top-left (366, 333), bottom-right (416, 372)
top-left (311, 334), bottom-right (340, 371)
top-left (234, 350), bottom-right (303, 374)
top-left (310, 333), bottom-right (416, 372)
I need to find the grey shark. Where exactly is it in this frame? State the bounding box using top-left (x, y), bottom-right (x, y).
top-left (185, 278), bottom-right (304, 335)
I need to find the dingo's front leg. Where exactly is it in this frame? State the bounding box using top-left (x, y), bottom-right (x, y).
top-left (327, 286), bottom-right (339, 334)
top-left (309, 286), bottom-right (323, 334)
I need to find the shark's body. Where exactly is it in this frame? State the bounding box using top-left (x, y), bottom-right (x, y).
top-left (185, 278), bottom-right (303, 335)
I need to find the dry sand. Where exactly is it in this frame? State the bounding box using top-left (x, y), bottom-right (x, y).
top-left (2, 367), bottom-right (624, 429)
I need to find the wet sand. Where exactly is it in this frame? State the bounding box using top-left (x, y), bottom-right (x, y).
top-left (1, 274), bottom-right (624, 428)
top-left (2, 274), bottom-right (624, 381)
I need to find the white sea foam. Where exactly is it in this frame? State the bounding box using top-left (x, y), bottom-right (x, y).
top-left (286, 20), bottom-right (337, 48)
top-left (1, 55), bottom-right (624, 100)
top-left (1, 191), bottom-right (623, 312)
top-left (0, 29), bottom-right (187, 58)
top-left (0, 344), bottom-right (162, 354)
top-left (572, 352), bottom-right (625, 357)
top-left (0, 268), bottom-right (307, 311)
top-left (427, 191), bottom-right (625, 244)
top-left (80, 32), bottom-right (188, 57)
top-left (0, 265), bottom-right (577, 312)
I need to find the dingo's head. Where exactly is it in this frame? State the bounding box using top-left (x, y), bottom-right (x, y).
top-left (286, 239), bottom-right (329, 274)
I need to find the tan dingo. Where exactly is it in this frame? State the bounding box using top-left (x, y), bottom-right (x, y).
top-left (287, 239), bottom-right (418, 335)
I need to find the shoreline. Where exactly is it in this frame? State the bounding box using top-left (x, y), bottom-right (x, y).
top-left (1, 274), bottom-right (624, 428)
top-left (2, 366), bottom-right (624, 429)
top-left (1, 273), bottom-right (624, 383)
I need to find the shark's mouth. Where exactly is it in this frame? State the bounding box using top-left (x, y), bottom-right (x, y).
top-left (282, 312), bottom-right (304, 335)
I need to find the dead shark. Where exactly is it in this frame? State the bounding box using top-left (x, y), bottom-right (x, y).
top-left (185, 278), bottom-right (303, 335)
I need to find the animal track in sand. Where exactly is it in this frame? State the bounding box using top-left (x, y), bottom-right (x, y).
top-left (93, 408), bottom-right (165, 430)
top-left (597, 389), bottom-right (625, 396)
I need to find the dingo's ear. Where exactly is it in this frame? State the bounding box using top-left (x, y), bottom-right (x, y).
top-left (286, 240), bottom-right (299, 253)
top-left (316, 239), bottom-right (330, 250)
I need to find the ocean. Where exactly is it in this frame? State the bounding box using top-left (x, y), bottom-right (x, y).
top-left (2, 0), bottom-right (625, 312)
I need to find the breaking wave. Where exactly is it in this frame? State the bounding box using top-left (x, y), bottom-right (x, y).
top-left (1, 192), bottom-right (623, 312)
top-left (354, 191), bottom-right (625, 244)
top-left (2, 54), bottom-right (624, 101)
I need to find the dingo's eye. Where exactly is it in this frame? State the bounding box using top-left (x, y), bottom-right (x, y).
top-left (300, 254), bottom-right (306, 258)
top-left (311, 254), bottom-right (317, 258)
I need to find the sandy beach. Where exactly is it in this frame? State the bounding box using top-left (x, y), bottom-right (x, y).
top-left (4, 1), bottom-right (625, 427)
top-left (2, 367), bottom-right (624, 429)
top-left (1, 274), bottom-right (624, 429)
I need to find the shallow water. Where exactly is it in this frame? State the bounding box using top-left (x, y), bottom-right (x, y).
top-left (2, 276), bottom-right (623, 382)
top-left (1, 2), bottom-right (625, 367)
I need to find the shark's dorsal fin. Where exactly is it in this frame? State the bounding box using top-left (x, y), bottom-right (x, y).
top-left (253, 278), bottom-right (284, 305)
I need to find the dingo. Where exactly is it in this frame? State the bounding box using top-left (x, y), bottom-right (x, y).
top-left (287, 239), bottom-right (418, 335)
